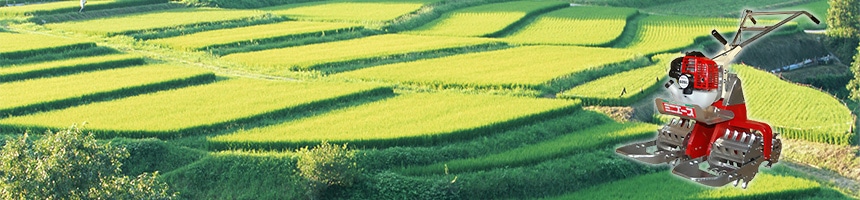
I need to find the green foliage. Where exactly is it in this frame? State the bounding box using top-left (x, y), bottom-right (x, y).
top-left (110, 137), bottom-right (206, 176)
top-left (734, 64), bottom-right (854, 145)
top-left (558, 53), bottom-right (672, 106)
top-left (297, 141), bottom-right (361, 199)
top-left (504, 6), bottom-right (637, 46)
top-left (456, 149), bottom-right (658, 199)
top-left (0, 79), bottom-right (391, 138)
top-left (148, 21), bottom-right (363, 51)
top-left (31, 3), bottom-right (185, 24)
top-left (400, 122), bottom-right (656, 175)
top-left (0, 126), bottom-right (175, 199)
top-left (643, 0), bottom-right (818, 17)
top-left (0, 64), bottom-right (215, 117)
top-left (546, 171), bottom-right (837, 199)
top-left (0, 0), bottom-right (168, 17)
top-left (162, 151), bottom-right (303, 199)
top-left (827, 0), bottom-right (860, 38)
top-left (406, 1), bottom-right (568, 37)
top-left (336, 45), bottom-right (641, 90)
top-left (852, 43), bottom-right (860, 100)
top-left (221, 34), bottom-right (501, 73)
top-left (44, 8), bottom-right (268, 37)
top-left (0, 53), bottom-right (145, 82)
top-left (210, 93), bottom-right (580, 150)
top-left (357, 110), bottom-right (614, 170)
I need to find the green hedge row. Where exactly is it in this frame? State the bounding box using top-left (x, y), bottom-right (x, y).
top-left (0, 72), bottom-right (215, 118)
top-left (0, 46), bottom-right (117, 66)
top-left (357, 110), bottom-right (616, 170)
top-left (0, 55), bottom-right (145, 82)
top-left (398, 122), bottom-right (655, 175)
top-left (161, 151), bottom-right (302, 199)
top-left (209, 99), bottom-right (582, 151)
top-left (454, 149), bottom-right (661, 199)
top-left (0, 42), bottom-right (96, 60)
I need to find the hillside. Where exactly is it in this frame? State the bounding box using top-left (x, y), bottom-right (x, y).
top-left (0, 0), bottom-right (857, 199)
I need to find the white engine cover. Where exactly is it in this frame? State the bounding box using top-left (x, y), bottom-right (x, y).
top-left (667, 83), bottom-right (721, 108)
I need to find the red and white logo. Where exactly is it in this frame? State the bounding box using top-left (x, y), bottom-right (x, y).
top-left (663, 102), bottom-right (696, 118)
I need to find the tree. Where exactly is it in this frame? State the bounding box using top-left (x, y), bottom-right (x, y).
top-left (0, 125), bottom-right (176, 199)
top-left (296, 141), bottom-right (361, 199)
top-left (850, 43), bottom-right (860, 100)
top-left (826, 0), bottom-right (860, 62)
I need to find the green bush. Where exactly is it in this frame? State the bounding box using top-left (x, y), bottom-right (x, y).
top-left (161, 151), bottom-right (303, 199)
top-left (0, 126), bottom-right (175, 199)
top-left (297, 141), bottom-right (362, 199)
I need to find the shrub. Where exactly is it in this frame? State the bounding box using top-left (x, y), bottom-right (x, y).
top-left (0, 125), bottom-right (176, 199)
top-left (296, 141), bottom-right (362, 199)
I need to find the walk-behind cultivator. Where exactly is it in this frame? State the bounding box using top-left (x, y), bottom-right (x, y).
top-left (616, 10), bottom-right (819, 188)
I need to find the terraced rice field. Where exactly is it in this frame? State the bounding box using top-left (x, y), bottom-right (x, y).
top-left (220, 34), bottom-right (502, 73)
top-left (504, 6), bottom-right (637, 46)
top-left (624, 15), bottom-right (737, 55)
top-left (0, 32), bottom-right (95, 59)
top-left (407, 1), bottom-right (569, 37)
top-left (734, 64), bottom-right (854, 145)
top-left (263, 0), bottom-right (434, 23)
top-left (0, 64), bottom-right (213, 116)
top-left (148, 21), bottom-right (362, 51)
top-left (44, 8), bottom-right (266, 36)
top-left (558, 53), bottom-right (673, 105)
top-left (0, 0), bottom-right (854, 199)
top-left (336, 45), bottom-right (640, 89)
top-left (209, 93), bottom-right (580, 149)
top-left (0, 79), bottom-right (390, 137)
top-left (0, 0), bottom-right (167, 17)
top-left (0, 53), bottom-right (144, 82)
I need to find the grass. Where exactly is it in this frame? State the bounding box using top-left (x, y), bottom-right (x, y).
top-left (0, 32), bottom-right (95, 59)
top-left (220, 34), bottom-right (502, 73)
top-left (262, 0), bottom-right (434, 24)
top-left (335, 45), bottom-right (640, 90)
top-left (400, 122), bottom-right (656, 175)
top-left (0, 64), bottom-right (214, 117)
top-left (558, 53), bottom-right (673, 106)
top-left (0, 53), bottom-right (145, 82)
top-left (0, 79), bottom-right (391, 138)
top-left (623, 15), bottom-right (738, 55)
top-left (44, 7), bottom-right (266, 36)
top-left (208, 92), bottom-right (581, 149)
top-left (544, 171), bottom-right (833, 199)
top-left (503, 6), bottom-right (637, 46)
top-left (406, 0), bottom-right (569, 37)
top-left (733, 64), bottom-right (854, 145)
top-left (147, 21), bottom-right (362, 51)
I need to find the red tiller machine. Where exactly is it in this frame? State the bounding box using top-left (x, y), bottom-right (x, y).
top-left (616, 10), bottom-right (819, 188)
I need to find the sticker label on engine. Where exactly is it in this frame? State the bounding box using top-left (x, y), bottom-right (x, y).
top-left (663, 102), bottom-right (696, 118)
